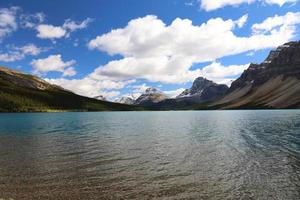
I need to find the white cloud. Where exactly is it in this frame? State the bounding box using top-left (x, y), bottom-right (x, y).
top-left (0, 43), bottom-right (45, 62)
top-left (20, 12), bottom-right (45, 28)
top-left (164, 88), bottom-right (186, 98)
top-left (17, 43), bottom-right (45, 55)
top-left (0, 53), bottom-right (22, 62)
top-left (200, 0), bottom-right (255, 11)
top-left (199, 62), bottom-right (249, 85)
top-left (236, 14), bottom-right (248, 28)
top-left (63, 18), bottom-right (93, 32)
top-left (246, 51), bottom-right (255, 56)
top-left (88, 13), bottom-right (297, 84)
top-left (35, 12), bottom-right (299, 98)
top-left (0, 7), bottom-right (19, 41)
top-left (252, 12), bottom-right (300, 34)
top-left (62, 67), bottom-right (76, 77)
top-left (84, 60), bottom-right (246, 99)
top-left (102, 91), bottom-right (121, 99)
top-left (129, 83), bottom-right (151, 93)
top-left (264, 0), bottom-right (297, 6)
top-left (184, 1), bottom-right (195, 6)
top-left (36, 18), bottom-right (92, 39)
top-left (36, 24), bottom-right (66, 39)
top-left (46, 77), bottom-right (131, 99)
top-left (31, 54), bottom-right (76, 76)
top-left (199, 0), bottom-right (298, 11)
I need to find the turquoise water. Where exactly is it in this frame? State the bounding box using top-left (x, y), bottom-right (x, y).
top-left (0, 110), bottom-right (299, 199)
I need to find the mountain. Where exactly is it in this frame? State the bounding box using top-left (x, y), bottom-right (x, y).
top-left (3, 41), bottom-right (299, 112)
top-left (212, 41), bottom-right (300, 109)
top-left (140, 78), bottom-right (228, 110)
top-left (134, 87), bottom-right (168, 105)
top-left (0, 66), bottom-right (141, 112)
top-left (176, 77), bottom-right (228, 103)
top-left (115, 96), bottom-right (135, 105)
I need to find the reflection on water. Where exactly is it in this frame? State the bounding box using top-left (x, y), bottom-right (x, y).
top-left (0, 111), bottom-right (299, 199)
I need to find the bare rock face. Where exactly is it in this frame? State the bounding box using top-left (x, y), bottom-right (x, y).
top-left (176, 77), bottom-right (228, 103)
top-left (229, 41), bottom-right (300, 92)
top-left (134, 87), bottom-right (168, 105)
top-left (215, 41), bottom-right (300, 109)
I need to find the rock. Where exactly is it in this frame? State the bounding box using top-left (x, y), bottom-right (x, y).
top-left (116, 96), bottom-right (135, 105)
top-left (134, 87), bottom-right (168, 105)
top-left (176, 77), bottom-right (228, 103)
top-left (215, 41), bottom-right (300, 109)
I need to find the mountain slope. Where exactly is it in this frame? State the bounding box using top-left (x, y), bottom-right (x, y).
top-left (115, 96), bottom-right (135, 105)
top-left (0, 67), bottom-right (141, 112)
top-left (176, 77), bottom-right (228, 103)
top-left (134, 87), bottom-right (168, 105)
top-left (212, 41), bottom-right (300, 109)
top-left (140, 78), bottom-right (228, 110)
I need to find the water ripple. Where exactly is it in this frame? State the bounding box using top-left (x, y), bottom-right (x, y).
top-left (0, 110), bottom-right (299, 199)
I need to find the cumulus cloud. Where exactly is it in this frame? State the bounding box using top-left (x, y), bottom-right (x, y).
top-left (264, 0), bottom-right (297, 6)
top-left (36, 24), bottom-right (66, 39)
top-left (199, 0), bottom-right (297, 11)
top-left (0, 53), bottom-right (22, 62)
top-left (199, 62), bottom-right (249, 85)
top-left (43, 12), bottom-right (298, 99)
top-left (200, 0), bottom-right (255, 11)
top-left (129, 83), bottom-right (151, 93)
top-left (36, 18), bottom-right (92, 39)
top-left (252, 12), bottom-right (300, 34)
top-left (17, 43), bottom-right (45, 55)
top-left (88, 13), bottom-right (297, 84)
top-left (46, 77), bottom-right (133, 98)
top-left (31, 54), bottom-right (76, 76)
top-left (0, 7), bottom-right (19, 41)
top-left (0, 43), bottom-right (45, 62)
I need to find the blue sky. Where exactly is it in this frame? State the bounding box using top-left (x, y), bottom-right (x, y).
top-left (0, 0), bottom-right (299, 100)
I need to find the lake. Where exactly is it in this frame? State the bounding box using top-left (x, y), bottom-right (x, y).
top-left (0, 110), bottom-right (299, 199)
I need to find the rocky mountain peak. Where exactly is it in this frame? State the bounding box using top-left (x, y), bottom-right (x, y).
top-left (134, 87), bottom-right (168, 105)
top-left (189, 77), bottom-right (216, 95)
top-left (116, 96), bottom-right (135, 105)
top-left (229, 41), bottom-right (300, 93)
top-left (262, 41), bottom-right (299, 66)
top-left (145, 87), bottom-right (163, 94)
top-left (177, 77), bottom-right (227, 98)
top-left (216, 41), bottom-right (300, 109)
top-left (176, 76), bottom-right (228, 103)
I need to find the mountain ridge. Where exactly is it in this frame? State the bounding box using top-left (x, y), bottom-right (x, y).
top-left (1, 41), bottom-right (300, 111)
top-left (134, 87), bottom-right (168, 105)
top-left (211, 41), bottom-right (300, 109)
top-left (0, 66), bottom-right (142, 112)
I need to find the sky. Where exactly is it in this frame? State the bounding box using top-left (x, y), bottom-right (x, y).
top-left (0, 0), bottom-right (299, 100)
